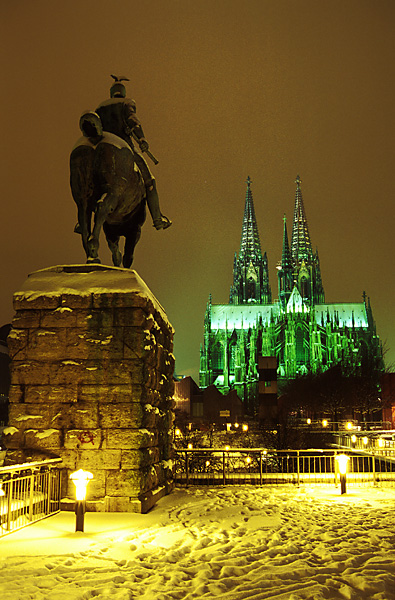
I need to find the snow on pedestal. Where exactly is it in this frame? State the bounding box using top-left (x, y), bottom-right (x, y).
top-left (4, 264), bottom-right (175, 513)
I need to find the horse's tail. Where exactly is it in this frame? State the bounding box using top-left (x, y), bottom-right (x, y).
top-left (79, 111), bottom-right (103, 140)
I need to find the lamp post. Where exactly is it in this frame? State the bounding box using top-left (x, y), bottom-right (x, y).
top-left (70, 469), bottom-right (93, 532)
top-left (335, 454), bottom-right (349, 494)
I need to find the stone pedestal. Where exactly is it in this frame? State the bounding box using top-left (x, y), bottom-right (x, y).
top-left (4, 265), bottom-right (175, 513)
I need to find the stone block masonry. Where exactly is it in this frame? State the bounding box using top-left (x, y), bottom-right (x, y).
top-left (4, 265), bottom-right (175, 513)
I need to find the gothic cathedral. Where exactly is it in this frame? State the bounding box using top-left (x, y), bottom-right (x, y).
top-left (199, 176), bottom-right (383, 414)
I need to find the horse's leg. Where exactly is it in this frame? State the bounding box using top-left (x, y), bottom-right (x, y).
top-left (87, 192), bottom-right (115, 263)
top-left (123, 224), bottom-right (142, 268)
top-left (108, 238), bottom-right (122, 267)
top-left (103, 222), bottom-right (122, 267)
top-left (76, 202), bottom-right (91, 257)
top-left (122, 201), bottom-right (146, 268)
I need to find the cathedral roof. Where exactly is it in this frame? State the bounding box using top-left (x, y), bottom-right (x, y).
top-left (209, 302), bottom-right (368, 329)
top-left (291, 175), bottom-right (313, 262)
top-left (314, 303), bottom-right (368, 328)
top-left (210, 303), bottom-right (280, 329)
top-left (238, 176), bottom-right (263, 262)
top-left (286, 286), bottom-right (309, 313)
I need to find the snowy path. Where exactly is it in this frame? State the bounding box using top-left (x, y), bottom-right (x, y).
top-left (0, 485), bottom-right (394, 600)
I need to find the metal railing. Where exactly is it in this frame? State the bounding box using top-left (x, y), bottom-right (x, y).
top-left (174, 448), bottom-right (395, 487)
top-left (0, 459), bottom-right (62, 537)
top-left (334, 432), bottom-right (395, 455)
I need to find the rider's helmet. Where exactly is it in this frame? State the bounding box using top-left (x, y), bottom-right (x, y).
top-left (110, 74), bottom-right (129, 98)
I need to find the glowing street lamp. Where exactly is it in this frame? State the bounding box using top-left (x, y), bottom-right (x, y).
top-left (70, 469), bottom-right (93, 532)
top-left (351, 435), bottom-right (357, 445)
top-left (335, 454), bottom-right (349, 494)
top-left (322, 419), bottom-right (328, 428)
top-left (346, 422), bottom-right (353, 430)
top-left (242, 424), bottom-right (249, 432)
top-left (306, 418), bottom-right (311, 425)
top-left (362, 436), bottom-right (368, 446)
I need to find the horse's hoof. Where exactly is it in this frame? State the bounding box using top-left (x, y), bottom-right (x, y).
top-left (87, 257), bottom-right (101, 264)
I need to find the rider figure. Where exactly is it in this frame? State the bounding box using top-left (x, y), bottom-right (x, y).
top-left (96, 76), bottom-right (171, 230)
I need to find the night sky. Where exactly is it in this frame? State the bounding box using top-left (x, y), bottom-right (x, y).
top-left (2, 0), bottom-right (395, 380)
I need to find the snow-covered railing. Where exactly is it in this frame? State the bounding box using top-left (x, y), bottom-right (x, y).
top-left (0, 458), bottom-right (62, 537)
top-left (174, 448), bottom-right (395, 487)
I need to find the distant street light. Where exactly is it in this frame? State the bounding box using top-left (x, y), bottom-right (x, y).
top-left (242, 424), bottom-right (249, 432)
top-left (70, 469), bottom-right (93, 532)
top-left (322, 420), bottom-right (328, 428)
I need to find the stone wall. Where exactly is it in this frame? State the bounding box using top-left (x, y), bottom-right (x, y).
top-left (4, 265), bottom-right (175, 513)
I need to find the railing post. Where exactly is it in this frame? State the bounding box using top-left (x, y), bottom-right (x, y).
top-left (28, 472), bottom-right (35, 521)
top-left (223, 452), bottom-right (226, 485)
top-left (372, 453), bottom-right (376, 486)
top-left (6, 479), bottom-right (13, 531)
top-left (185, 451), bottom-right (189, 487)
top-left (297, 451), bottom-right (300, 486)
top-left (259, 452), bottom-right (263, 486)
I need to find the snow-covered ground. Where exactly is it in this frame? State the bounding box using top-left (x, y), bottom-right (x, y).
top-left (0, 484), bottom-right (394, 600)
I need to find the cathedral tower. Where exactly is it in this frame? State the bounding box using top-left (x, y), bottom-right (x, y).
top-left (230, 177), bottom-right (271, 305)
top-left (290, 175), bottom-right (325, 305)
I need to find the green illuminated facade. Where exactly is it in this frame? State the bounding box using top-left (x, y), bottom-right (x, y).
top-left (199, 176), bottom-right (383, 413)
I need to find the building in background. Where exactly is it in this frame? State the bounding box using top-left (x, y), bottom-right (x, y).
top-left (200, 177), bottom-right (384, 415)
top-left (381, 373), bottom-right (395, 429)
top-left (174, 376), bottom-right (244, 426)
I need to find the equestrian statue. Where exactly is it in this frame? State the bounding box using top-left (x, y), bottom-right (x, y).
top-left (70, 76), bottom-right (171, 268)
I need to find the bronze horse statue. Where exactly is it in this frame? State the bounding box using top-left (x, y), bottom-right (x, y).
top-left (70, 111), bottom-right (146, 268)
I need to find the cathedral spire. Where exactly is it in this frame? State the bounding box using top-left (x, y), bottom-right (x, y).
top-left (239, 176), bottom-right (263, 261)
top-left (278, 214), bottom-right (294, 308)
top-left (291, 175), bottom-right (313, 262)
top-left (230, 177), bottom-right (271, 305)
top-left (281, 214), bottom-right (292, 271)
